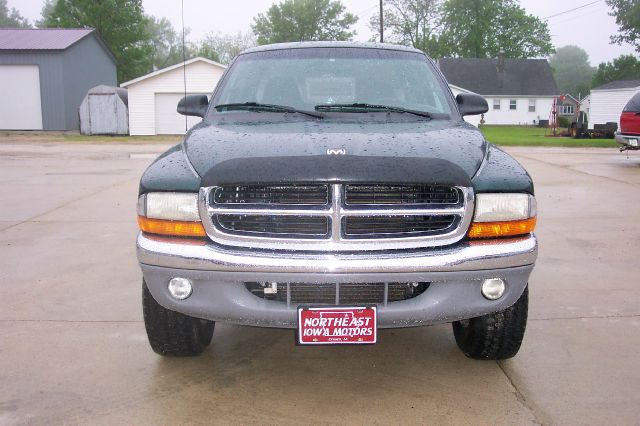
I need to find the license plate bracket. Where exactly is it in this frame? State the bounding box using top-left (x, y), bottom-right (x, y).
top-left (297, 306), bottom-right (377, 345)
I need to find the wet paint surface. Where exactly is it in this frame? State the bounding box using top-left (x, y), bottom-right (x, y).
top-left (184, 118), bottom-right (486, 178)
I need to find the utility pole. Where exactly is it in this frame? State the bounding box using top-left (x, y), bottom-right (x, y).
top-left (379, 0), bottom-right (384, 42)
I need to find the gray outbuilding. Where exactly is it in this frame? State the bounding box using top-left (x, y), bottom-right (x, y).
top-left (0, 28), bottom-right (118, 131)
top-left (79, 85), bottom-right (129, 135)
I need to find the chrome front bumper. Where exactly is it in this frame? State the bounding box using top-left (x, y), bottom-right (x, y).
top-left (615, 133), bottom-right (640, 150)
top-left (137, 233), bottom-right (537, 329)
top-left (137, 233), bottom-right (537, 274)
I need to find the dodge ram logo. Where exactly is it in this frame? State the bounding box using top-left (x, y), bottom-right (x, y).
top-left (327, 148), bottom-right (346, 155)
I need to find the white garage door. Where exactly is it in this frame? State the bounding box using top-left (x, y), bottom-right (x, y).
top-left (0, 65), bottom-right (43, 130)
top-left (155, 93), bottom-right (207, 135)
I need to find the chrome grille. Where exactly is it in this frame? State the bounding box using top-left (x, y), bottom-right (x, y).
top-left (199, 184), bottom-right (473, 251)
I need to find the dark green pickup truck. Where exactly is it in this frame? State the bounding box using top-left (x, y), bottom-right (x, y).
top-left (136, 42), bottom-right (538, 359)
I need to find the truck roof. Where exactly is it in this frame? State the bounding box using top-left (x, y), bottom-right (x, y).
top-left (241, 41), bottom-right (426, 56)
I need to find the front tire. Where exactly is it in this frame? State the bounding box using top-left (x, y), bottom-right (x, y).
top-left (142, 280), bottom-right (214, 356)
top-left (452, 286), bottom-right (528, 360)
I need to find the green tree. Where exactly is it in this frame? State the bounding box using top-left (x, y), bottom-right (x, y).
top-left (198, 31), bottom-right (256, 65)
top-left (0, 0), bottom-right (31, 27)
top-left (549, 46), bottom-right (595, 98)
top-left (197, 44), bottom-right (220, 63)
top-left (252, 0), bottom-right (358, 45)
top-left (40, 0), bottom-right (152, 83)
top-left (146, 16), bottom-right (197, 70)
top-left (606, 0), bottom-right (640, 53)
top-left (36, 0), bottom-right (54, 27)
top-left (592, 54), bottom-right (640, 87)
top-left (438, 0), bottom-right (553, 58)
top-left (368, 0), bottom-right (443, 56)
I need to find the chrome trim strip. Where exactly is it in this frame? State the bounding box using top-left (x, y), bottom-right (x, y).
top-left (198, 185), bottom-right (475, 251)
top-left (208, 206), bottom-right (464, 216)
top-left (137, 232), bottom-right (538, 273)
top-left (331, 184), bottom-right (342, 241)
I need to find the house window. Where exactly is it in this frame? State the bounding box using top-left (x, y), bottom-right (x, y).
top-left (559, 105), bottom-right (574, 115)
top-left (528, 99), bottom-right (536, 112)
top-left (493, 99), bottom-right (500, 110)
top-left (510, 99), bottom-right (517, 110)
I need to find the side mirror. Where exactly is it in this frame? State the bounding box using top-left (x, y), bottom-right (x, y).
top-left (456, 93), bottom-right (488, 117)
top-left (177, 94), bottom-right (209, 118)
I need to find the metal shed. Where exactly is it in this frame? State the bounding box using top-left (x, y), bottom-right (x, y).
top-left (588, 80), bottom-right (640, 129)
top-left (0, 28), bottom-right (117, 131)
top-left (121, 57), bottom-right (226, 135)
top-left (79, 85), bottom-right (129, 135)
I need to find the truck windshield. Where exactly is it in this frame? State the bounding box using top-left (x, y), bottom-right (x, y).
top-left (212, 47), bottom-right (454, 118)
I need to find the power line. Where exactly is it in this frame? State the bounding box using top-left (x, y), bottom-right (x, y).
top-left (548, 4), bottom-right (609, 26)
top-left (543, 0), bottom-right (603, 20)
top-left (181, 0), bottom-right (187, 133)
top-left (356, 4), bottom-right (378, 18)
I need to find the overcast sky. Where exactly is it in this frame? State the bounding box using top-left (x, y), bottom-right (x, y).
top-left (10, 0), bottom-right (638, 65)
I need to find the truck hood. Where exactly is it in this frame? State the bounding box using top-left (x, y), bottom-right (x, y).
top-left (183, 119), bottom-right (487, 185)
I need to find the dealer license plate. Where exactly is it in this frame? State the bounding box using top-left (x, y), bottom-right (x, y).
top-left (297, 306), bottom-right (377, 345)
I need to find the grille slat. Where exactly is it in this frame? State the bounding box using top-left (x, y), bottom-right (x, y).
top-left (214, 184), bottom-right (329, 205)
top-left (216, 215), bottom-right (330, 237)
top-left (345, 184), bottom-right (460, 205)
top-left (343, 215), bottom-right (458, 238)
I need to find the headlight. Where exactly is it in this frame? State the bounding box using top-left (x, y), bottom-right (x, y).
top-left (137, 192), bottom-right (206, 237)
top-left (143, 192), bottom-right (200, 221)
top-left (468, 193), bottom-right (537, 239)
top-left (474, 193), bottom-right (536, 222)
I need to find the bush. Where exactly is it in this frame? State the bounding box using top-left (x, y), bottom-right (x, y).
top-left (558, 116), bottom-right (571, 128)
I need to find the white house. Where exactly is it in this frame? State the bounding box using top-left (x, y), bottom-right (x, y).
top-left (438, 54), bottom-right (558, 125)
top-left (121, 57), bottom-right (226, 135)
top-left (588, 80), bottom-right (640, 129)
top-left (580, 94), bottom-right (591, 118)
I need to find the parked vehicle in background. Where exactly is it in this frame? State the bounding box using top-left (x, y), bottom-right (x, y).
top-left (616, 92), bottom-right (640, 151)
top-left (136, 42), bottom-right (538, 361)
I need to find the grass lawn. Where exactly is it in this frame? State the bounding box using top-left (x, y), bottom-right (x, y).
top-left (480, 125), bottom-right (617, 148)
top-left (0, 131), bottom-right (179, 144)
top-left (1, 126), bottom-right (619, 148)
top-left (61, 134), bottom-right (180, 144)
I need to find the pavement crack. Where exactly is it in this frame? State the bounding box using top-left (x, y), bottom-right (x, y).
top-left (0, 176), bottom-right (138, 233)
top-left (497, 361), bottom-right (547, 425)
top-left (512, 152), bottom-right (640, 187)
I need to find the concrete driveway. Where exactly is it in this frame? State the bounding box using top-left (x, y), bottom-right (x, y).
top-left (0, 141), bottom-right (638, 425)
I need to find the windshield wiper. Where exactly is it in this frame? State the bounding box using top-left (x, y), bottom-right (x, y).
top-left (315, 103), bottom-right (432, 118)
top-left (214, 102), bottom-right (324, 119)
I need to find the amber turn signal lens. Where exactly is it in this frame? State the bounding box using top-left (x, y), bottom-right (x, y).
top-left (138, 216), bottom-right (206, 237)
top-left (468, 217), bottom-right (537, 239)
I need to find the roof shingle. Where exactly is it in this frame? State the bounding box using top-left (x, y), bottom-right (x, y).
top-left (438, 57), bottom-right (558, 96)
top-left (0, 28), bottom-right (94, 50)
top-left (592, 80), bottom-right (640, 91)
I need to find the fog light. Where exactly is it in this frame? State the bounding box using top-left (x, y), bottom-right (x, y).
top-left (481, 278), bottom-right (505, 300)
top-left (168, 277), bottom-right (192, 300)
